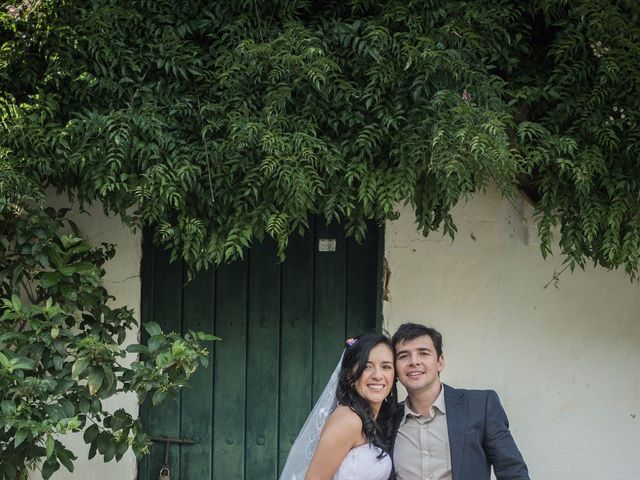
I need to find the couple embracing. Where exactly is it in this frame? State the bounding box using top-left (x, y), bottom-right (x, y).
top-left (280, 323), bottom-right (529, 480)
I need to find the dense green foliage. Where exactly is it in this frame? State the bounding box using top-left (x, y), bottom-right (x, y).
top-left (0, 206), bottom-right (215, 479)
top-left (2, 0), bottom-right (640, 275)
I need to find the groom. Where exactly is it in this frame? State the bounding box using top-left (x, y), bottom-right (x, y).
top-left (390, 323), bottom-right (529, 480)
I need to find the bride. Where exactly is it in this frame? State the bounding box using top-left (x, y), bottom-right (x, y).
top-left (280, 332), bottom-right (397, 480)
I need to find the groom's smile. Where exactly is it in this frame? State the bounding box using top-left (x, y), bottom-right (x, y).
top-left (394, 335), bottom-right (444, 393)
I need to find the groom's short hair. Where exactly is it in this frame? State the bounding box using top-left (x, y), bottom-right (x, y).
top-left (391, 323), bottom-right (443, 357)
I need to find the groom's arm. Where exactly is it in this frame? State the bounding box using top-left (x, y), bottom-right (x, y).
top-left (482, 390), bottom-right (530, 480)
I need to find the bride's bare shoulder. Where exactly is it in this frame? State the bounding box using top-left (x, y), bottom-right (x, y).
top-left (324, 405), bottom-right (363, 435)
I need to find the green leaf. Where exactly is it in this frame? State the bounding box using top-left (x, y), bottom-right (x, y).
top-left (60, 398), bottom-right (75, 417)
top-left (103, 441), bottom-right (116, 462)
top-left (115, 440), bottom-right (129, 461)
top-left (152, 389), bottom-right (167, 406)
top-left (1, 400), bottom-right (16, 417)
top-left (53, 339), bottom-right (65, 355)
top-left (87, 367), bottom-right (105, 395)
top-left (196, 332), bottom-right (220, 341)
top-left (60, 284), bottom-right (78, 301)
top-left (0, 351), bottom-right (10, 368)
top-left (53, 355), bottom-right (64, 371)
top-left (102, 365), bottom-right (117, 391)
top-left (46, 435), bottom-right (55, 459)
top-left (45, 404), bottom-right (65, 422)
top-left (58, 265), bottom-right (76, 276)
top-left (109, 410), bottom-right (129, 431)
top-left (41, 459), bottom-right (60, 479)
top-left (12, 357), bottom-right (36, 370)
top-left (40, 272), bottom-right (62, 288)
top-left (14, 428), bottom-right (29, 448)
top-left (88, 441), bottom-right (98, 460)
top-left (155, 351), bottom-right (173, 369)
top-left (58, 449), bottom-right (76, 472)
top-left (83, 424), bottom-right (100, 443)
top-left (73, 261), bottom-right (95, 273)
top-left (79, 398), bottom-right (91, 413)
top-left (126, 344), bottom-right (149, 355)
top-left (38, 255), bottom-right (50, 268)
top-left (10, 294), bottom-right (22, 311)
top-left (96, 431), bottom-right (112, 454)
top-left (144, 322), bottom-right (162, 336)
top-left (72, 357), bottom-right (90, 379)
top-left (53, 378), bottom-right (74, 396)
top-left (147, 334), bottom-right (164, 353)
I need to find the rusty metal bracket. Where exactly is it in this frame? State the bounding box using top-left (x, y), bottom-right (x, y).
top-left (150, 436), bottom-right (199, 478)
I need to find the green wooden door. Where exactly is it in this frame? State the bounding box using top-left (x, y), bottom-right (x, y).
top-left (138, 218), bottom-right (383, 479)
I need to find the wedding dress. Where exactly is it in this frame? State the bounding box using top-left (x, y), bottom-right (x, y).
top-left (332, 443), bottom-right (392, 480)
top-left (279, 351), bottom-right (392, 480)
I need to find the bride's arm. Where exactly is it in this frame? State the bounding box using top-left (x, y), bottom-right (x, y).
top-left (304, 406), bottom-right (363, 480)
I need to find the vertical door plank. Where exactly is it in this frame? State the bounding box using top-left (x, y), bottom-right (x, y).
top-left (278, 230), bottom-right (314, 473)
top-left (313, 219), bottom-right (347, 402)
top-left (212, 259), bottom-right (248, 480)
top-left (346, 223), bottom-right (379, 337)
top-left (179, 269), bottom-right (215, 479)
top-left (246, 241), bottom-right (281, 479)
top-left (139, 241), bottom-right (183, 478)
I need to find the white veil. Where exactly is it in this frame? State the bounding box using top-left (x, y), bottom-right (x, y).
top-left (279, 351), bottom-right (344, 480)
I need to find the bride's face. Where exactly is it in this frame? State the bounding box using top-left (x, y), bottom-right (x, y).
top-left (353, 343), bottom-right (394, 413)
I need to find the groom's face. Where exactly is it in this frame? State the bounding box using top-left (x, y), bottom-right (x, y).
top-left (394, 335), bottom-right (444, 393)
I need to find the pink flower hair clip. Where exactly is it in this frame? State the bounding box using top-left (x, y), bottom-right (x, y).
top-left (345, 337), bottom-right (358, 347)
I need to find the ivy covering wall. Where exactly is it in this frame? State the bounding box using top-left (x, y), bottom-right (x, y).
top-left (1, 0), bottom-right (639, 274)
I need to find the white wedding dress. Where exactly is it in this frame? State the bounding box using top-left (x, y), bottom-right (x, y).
top-left (332, 443), bottom-right (392, 480)
top-left (279, 351), bottom-right (392, 480)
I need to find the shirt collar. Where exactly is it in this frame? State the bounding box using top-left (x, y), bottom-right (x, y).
top-left (433, 385), bottom-right (446, 414)
top-left (401, 386), bottom-right (446, 425)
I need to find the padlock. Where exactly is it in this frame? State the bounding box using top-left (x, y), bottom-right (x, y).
top-left (159, 465), bottom-right (171, 480)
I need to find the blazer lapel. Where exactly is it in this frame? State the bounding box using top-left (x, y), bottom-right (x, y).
top-left (444, 384), bottom-right (466, 480)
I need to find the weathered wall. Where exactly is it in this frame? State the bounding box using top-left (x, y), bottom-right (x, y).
top-left (30, 201), bottom-right (141, 480)
top-left (383, 188), bottom-right (640, 480)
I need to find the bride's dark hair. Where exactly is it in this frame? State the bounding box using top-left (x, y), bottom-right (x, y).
top-left (336, 332), bottom-right (398, 457)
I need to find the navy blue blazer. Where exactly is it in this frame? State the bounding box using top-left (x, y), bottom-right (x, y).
top-left (390, 384), bottom-right (529, 480)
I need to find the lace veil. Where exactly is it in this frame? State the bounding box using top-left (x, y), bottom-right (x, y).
top-left (278, 351), bottom-right (344, 480)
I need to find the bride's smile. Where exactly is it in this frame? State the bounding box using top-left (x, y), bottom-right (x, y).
top-left (353, 343), bottom-right (394, 415)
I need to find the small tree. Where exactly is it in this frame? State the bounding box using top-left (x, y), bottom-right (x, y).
top-left (0, 203), bottom-right (217, 479)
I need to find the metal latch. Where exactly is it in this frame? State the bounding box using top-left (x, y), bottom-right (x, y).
top-left (151, 436), bottom-right (199, 480)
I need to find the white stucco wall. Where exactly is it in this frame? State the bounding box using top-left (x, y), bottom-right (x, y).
top-left (30, 201), bottom-right (141, 480)
top-left (383, 188), bottom-right (640, 480)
